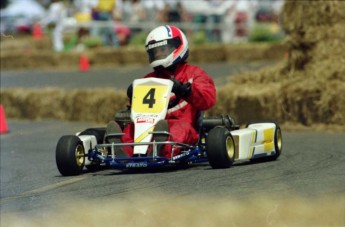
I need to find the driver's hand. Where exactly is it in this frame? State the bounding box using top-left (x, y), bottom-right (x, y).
top-left (171, 79), bottom-right (191, 98)
top-left (127, 84), bottom-right (133, 107)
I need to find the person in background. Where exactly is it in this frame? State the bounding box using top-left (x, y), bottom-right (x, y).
top-left (40, 0), bottom-right (68, 52)
top-left (91, 0), bottom-right (119, 47)
top-left (113, 13), bottom-right (131, 46)
top-left (105, 25), bottom-right (216, 159)
top-left (73, 0), bottom-right (98, 49)
top-left (120, 0), bottom-right (147, 34)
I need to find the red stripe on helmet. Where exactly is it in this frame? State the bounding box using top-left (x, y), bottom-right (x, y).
top-left (169, 25), bottom-right (183, 58)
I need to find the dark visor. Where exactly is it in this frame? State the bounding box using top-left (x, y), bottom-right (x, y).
top-left (146, 37), bottom-right (181, 62)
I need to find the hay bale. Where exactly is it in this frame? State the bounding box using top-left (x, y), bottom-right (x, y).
top-left (189, 45), bottom-right (227, 62)
top-left (63, 89), bottom-right (127, 123)
top-left (211, 0), bottom-right (345, 127)
top-left (209, 83), bottom-right (283, 124)
top-left (281, 1), bottom-right (345, 34)
top-left (281, 0), bottom-right (345, 71)
top-left (0, 88), bottom-right (66, 119)
top-left (121, 47), bottom-right (148, 65)
top-left (90, 49), bottom-right (124, 67)
top-left (224, 43), bottom-right (286, 62)
top-left (0, 88), bottom-right (128, 123)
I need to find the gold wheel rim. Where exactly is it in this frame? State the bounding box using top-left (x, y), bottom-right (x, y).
top-left (226, 136), bottom-right (235, 159)
top-left (75, 144), bottom-right (84, 167)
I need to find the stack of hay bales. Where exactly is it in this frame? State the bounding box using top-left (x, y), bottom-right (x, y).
top-left (210, 0), bottom-right (345, 127)
top-left (0, 88), bottom-right (128, 123)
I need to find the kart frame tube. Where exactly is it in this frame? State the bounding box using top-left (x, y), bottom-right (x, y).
top-left (88, 141), bottom-right (208, 169)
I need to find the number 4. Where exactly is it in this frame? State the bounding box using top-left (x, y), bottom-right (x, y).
top-left (143, 88), bottom-right (156, 108)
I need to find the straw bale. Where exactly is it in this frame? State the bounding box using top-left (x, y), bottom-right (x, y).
top-left (224, 43), bottom-right (286, 62)
top-left (0, 88), bottom-right (128, 123)
top-left (0, 88), bottom-right (66, 119)
top-left (120, 48), bottom-right (148, 65)
top-left (309, 38), bottom-right (345, 63)
top-left (211, 68), bottom-right (345, 126)
top-left (0, 36), bottom-right (52, 52)
top-left (281, 1), bottom-right (345, 35)
top-left (280, 77), bottom-right (345, 125)
top-left (228, 62), bottom-right (288, 84)
top-left (281, 1), bottom-right (345, 71)
top-left (209, 83), bottom-right (283, 124)
top-left (190, 45), bottom-right (226, 62)
top-left (63, 89), bottom-right (127, 123)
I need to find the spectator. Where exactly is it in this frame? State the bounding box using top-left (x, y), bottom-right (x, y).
top-left (113, 14), bottom-right (131, 46)
top-left (41, 0), bottom-right (68, 52)
top-left (91, 0), bottom-right (119, 47)
top-left (205, 0), bottom-right (224, 43)
top-left (141, 0), bottom-right (165, 23)
top-left (73, 0), bottom-right (98, 48)
top-left (222, 1), bottom-right (237, 43)
top-left (129, 0), bottom-right (147, 23)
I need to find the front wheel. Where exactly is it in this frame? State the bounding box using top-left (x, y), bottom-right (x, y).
top-left (56, 135), bottom-right (85, 176)
top-left (206, 127), bottom-right (235, 169)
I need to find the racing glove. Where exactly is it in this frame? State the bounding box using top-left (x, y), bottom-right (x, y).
top-left (127, 83), bottom-right (133, 99)
top-left (171, 79), bottom-right (191, 99)
top-left (126, 83), bottom-right (133, 108)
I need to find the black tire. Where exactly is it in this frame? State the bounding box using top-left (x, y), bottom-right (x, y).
top-left (270, 124), bottom-right (282, 160)
top-left (56, 135), bottom-right (85, 176)
top-left (206, 127), bottom-right (235, 169)
top-left (78, 128), bottom-right (106, 144)
top-left (247, 120), bottom-right (283, 161)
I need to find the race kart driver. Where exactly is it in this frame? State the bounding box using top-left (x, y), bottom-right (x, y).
top-left (106, 25), bottom-right (216, 159)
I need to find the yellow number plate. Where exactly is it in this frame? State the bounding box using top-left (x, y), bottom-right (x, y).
top-left (132, 85), bottom-right (169, 113)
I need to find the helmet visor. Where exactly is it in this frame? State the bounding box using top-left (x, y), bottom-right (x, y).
top-left (146, 37), bottom-right (181, 63)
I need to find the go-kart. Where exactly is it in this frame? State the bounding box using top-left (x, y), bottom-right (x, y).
top-left (56, 78), bottom-right (282, 176)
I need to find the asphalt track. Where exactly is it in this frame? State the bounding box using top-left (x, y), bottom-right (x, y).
top-left (1, 62), bottom-right (275, 90)
top-left (1, 63), bottom-right (345, 223)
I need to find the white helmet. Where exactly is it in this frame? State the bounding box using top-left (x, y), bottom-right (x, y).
top-left (145, 25), bottom-right (189, 69)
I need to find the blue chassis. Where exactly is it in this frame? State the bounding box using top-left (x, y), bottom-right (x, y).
top-left (87, 141), bottom-right (209, 170)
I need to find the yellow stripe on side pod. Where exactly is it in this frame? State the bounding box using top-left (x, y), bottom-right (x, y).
top-left (134, 126), bottom-right (155, 143)
top-left (263, 128), bottom-right (274, 152)
top-left (248, 130), bottom-right (256, 159)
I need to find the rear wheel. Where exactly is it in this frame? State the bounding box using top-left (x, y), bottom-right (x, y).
top-left (56, 135), bottom-right (85, 176)
top-left (270, 124), bottom-right (282, 160)
top-left (206, 127), bottom-right (235, 169)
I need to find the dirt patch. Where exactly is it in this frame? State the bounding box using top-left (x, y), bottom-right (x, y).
top-left (2, 194), bottom-right (344, 226)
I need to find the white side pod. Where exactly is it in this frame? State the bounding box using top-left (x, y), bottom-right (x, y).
top-left (231, 123), bottom-right (277, 161)
top-left (78, 135), bottom-right (97, 166)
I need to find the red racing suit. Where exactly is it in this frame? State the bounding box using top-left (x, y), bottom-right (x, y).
top-left (122, 62), bottom-right (216, 158)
